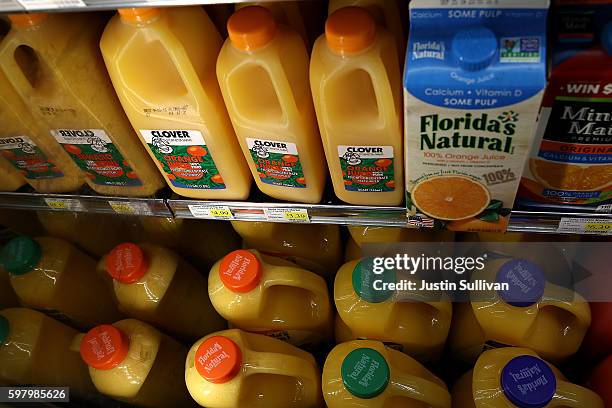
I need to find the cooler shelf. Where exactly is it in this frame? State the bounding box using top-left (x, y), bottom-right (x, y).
top-left (0, 0), bottom-right (253, 13)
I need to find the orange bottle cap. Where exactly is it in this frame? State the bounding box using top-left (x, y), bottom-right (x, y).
top-left (80, 324), bottom-right (129, 370)
top-left (325, 7), bottom-right (376, 55)
top-left (195, 336), bottom-right (242, 383)
top-left (106, 243), bottom-right (149, 284)
top-left (219, 250), bottom-right (262, 293)
top-left (227, 6), bottom-right (276, 51)
top-left (118, 8), bottom-right (160, 24)
top-left (8, 13), bottom-right (48, 28)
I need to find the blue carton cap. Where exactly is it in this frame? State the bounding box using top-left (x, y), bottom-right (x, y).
top-left (501, 355), bottom-right (557, 408)
top-left (452, 27), bottom-right (497, 71)
top-left (496, 259), bottom-right (546, 307)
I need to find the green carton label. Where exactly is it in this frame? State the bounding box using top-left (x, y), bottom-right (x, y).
top-left (247, 137), bottom-right (306, 188)
top-left (0, 135), bottom-right (63, 179)
top-left (339, 145), bottom-right (395, 192)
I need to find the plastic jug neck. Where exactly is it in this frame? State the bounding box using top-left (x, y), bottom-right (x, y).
top-left (106, 243), bottom-right (149, 284)
top-left (219, 250), bottom-right (262, 293)
top-left (228, 6), bottom-right (277, 52)
top-left (8, 13), bottom-right (48, 29)
top-left (118, 8), bottom-right (160, 24)
top-left (495, 259), bottom-right (545, 307)
top-left (501, 355), bottom-right (557, 408)
top-left (352, 258), bottom-right (395, 303)
top-left (195, 336), bottom-right (242, 383)
top-left (341, 347), bottom-right (390, 398)
top-left (0, 236), bottom-right (42, 276)
top-left (80, 324), bottom-right (130, 370)
top-left (325, 7), bottom-right (376, 56)
top-left (0, 315), bottom-right (9, 345)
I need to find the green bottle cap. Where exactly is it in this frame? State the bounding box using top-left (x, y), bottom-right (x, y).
top-left (0, 315), bottom-right (9, 345)
top-left (0, 236), bottom-right (41, 276)
top-left (341, 347), bottom-right (390, 399)
top-left (352, 258), bottom-right (396, 303)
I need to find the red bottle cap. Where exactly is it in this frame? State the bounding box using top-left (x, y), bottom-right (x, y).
top-left (194, 336), bottom-right (242, 383)
top-left (80, 324), bottom-right (130, 370)
top-left (106, 243), bottom-right (149, 284)
top-left (218, 250), bottom-right (262, 293)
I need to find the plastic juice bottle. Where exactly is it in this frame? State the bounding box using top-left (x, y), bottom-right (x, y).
top-left (230, 221), bottom-right (342, 277)
top-left (0, 269), bottom-right (18, 309)
top-left (588, 354), bottom-right (612, 408)
top-left (0, 13), bottom-right (164, 197)
top-left (328, 0), bottom-right (405, 61)
top-left (208, 249), bottom-right (332, 347)
top-left (100, 7), bottom-right (251, 200)
top-left (0, 308), bottom-right (95, 395)
top-left (185, 328), bottom-right (322, 408)
top-left (404, 1), bottom-right (548, 233)
top-left (311, 7), bottom-right (403, 206)
top-left (335, 259), bottom-right (452, 362)
top-left (79, 319), bottom-right (193, 407)
top-left (345, 235), bottom-right (361, 262)
top-left (452, 347), bottom-right (604, 408)
top-left (449, 257), bottom-right (591, 363)
top-left (101, 242), bottom-right (226, 341)
top-left (217, 6), bottom-right (326, 204)
top-left (519, 2), bottom-right (612, 211)
top-left (236, 2), bottom-right (309, 47)
top-left (0, 236), bottom-right (123, 329)
top-left (322, 340), bottom-right (451, 407)
top-left (0, 159), bottom-right (24, 191)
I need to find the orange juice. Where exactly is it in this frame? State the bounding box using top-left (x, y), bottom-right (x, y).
top-left (208, 249), bottom-right (332, 347)
top-left (311, 7), bottom-right (403, 205)
top-left (449, 257), bottom-right (591, 363)
top-left (335, 259), bottom-right (452, 362)
top-left (101, 242), bottom-right (226, 341)
top-left (0, 236), bottom-right (122, 329)
top-left (101, 7), bottom-right (251, 200)
top-left (0, 13), bottom-right (164, 197)
top-left (236, 2), bottom-right (309, 46)
top-left (323, 340), bottom-right (451, 407)
top-left (230, 221), bottom-right (342, 276)
top-left (217, 6), bottom-right (326, 203)
top-left (185, 328), bottom-right (322, 408)
top-left (0, 269), bottom-right (18, 309)
top-left (0, 308), bottom-right (95, 396)
top-left (452, 347), bottom-right (604, 408)
top-left (80, 319), bottom-right (193, 407)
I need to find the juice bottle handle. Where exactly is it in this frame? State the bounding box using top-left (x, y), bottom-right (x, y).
top-left (369, 54), bottom-right (400, 127)
top-left (551, 381), bottom-right (604, 408)
top-left (0, 38), bottom-right (35, 95)
top-left (267, 54), bottom-right (299, 124)
top-left (245, 350), bottom-right (315, 380)
top-left (388, 374), bottom-right (451, 408)
top-left (264, 265), bottom-right (329, 308)
top-left (539, 283), bottom-right (591, 328)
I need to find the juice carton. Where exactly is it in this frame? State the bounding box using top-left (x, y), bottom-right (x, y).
top-left (322, 340), bottom-right (451, 407)
top-left (404, 0), bottom-right (549, 232)
top-left (519, 1), bottom-right (612, 211)
top-left (452, 347), bottom-right (604, 408)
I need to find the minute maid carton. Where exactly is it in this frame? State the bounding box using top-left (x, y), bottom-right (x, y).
top-left (404, 0), bottom-right (549, 232)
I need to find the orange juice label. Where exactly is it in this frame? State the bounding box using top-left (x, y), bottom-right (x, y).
top-left (247, 138), bottom-right (306, 188)
top-left (51, 129), bottom-right (142, 187)
top-left (140, 129), bottom-right (225, 190)
top-left (0, 135), bottom-right (63, 179)
top-left (339, 145), bottom-right (395, 192)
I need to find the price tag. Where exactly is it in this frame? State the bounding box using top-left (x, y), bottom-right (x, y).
top-left (109, 201), bottom-right (153, 216)
top-left (557, 217), bottom-right (612, 235)
top-left (17, 0), bottom-right (85, 10)
top-left (264, 207), bottom-right (310, 223)
top-left (188, 204), bottom-right (234, 220)
top-left (44, 197), bottom-right (85, 212)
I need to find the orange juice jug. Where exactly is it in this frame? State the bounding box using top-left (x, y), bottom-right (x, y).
top-left (101, 242), bottom-right (226, 341)
top-left (449, 257), bottom-right (591, 363)
top-left (0, 308), bottom-right (95, 395)
top-left (311, 7), bottom-right (403, 205)
top-left (185, 328), bottom-right (321, 408)
top-left (0, 269), bottom-right (18, 309)
top-left (452, 347), bottom-right (604, 408)
top-left (328, 0), bottom-right (405, 60)
top-left (0, 159), bottom-right (24, 191)
top-left (335, 259), bottom-right (452, 362)
top-left (79, 319), bottom-right (193, 407)
top-left (208, 249), bottom-right (332, 347)
top-left (0, 13), bottom-right (164, 197)
top-left (236, 2), bottom-right (309, 46)
top-left (0, 236), bottom-right (123, 329)
top-left (100, 7), bottom-right (251, 200)
top-left (217, 6), bottom-right (326, 203)
top-left (323, 340), bottom-right (451, 407)
top-left (230, 220), bottom-right (342, 277)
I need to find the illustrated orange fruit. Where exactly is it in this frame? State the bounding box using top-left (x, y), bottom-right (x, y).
top-left (169, 162), bottom-right (203, 181)
top-left (385, 180), bottom-right (395, 189)
top-left (64, 144), bottom-right (81, 155)
top-left (211, 174), bottom-right (224, 184)
top-left (375, 158), bottom-right (392, 168)
top-left (529, 159), bottom-right (612, 191)
top-left (187, 146), bottom-right (207, 157)
top-left (282, 154), bottom-right (298, 163)
top-left (258, 172), bottom-right (267, 179)
top-left (296, 177), bottom-right (306, 185)
top-left (411, 175), bottom-right (490, 221)
top-left (126, 171), bottom-right (138, 179)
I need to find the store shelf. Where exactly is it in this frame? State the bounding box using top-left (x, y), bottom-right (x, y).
top-left (2, 0), bottom-right (256, 13)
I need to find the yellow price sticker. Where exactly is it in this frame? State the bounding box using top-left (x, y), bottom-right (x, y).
top-left (44, 198), bottom-right (84, 211)
top-left (584, 222), bottom-right (612, 232)
top-left (264, 207), bottom-right (310, 223)
top-left (209, 208), bottom-right (233, 218)
top-left (284, 211), bottom-right (309, 221)
top-left (109, 202), bottom-right (135, 215)
top-left (46, 201), bottom-right (67, 209)
top-left (188, 204), bottom-right (234, 220)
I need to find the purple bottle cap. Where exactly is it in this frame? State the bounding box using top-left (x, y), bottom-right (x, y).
top-left (496, 259), bottom-right (545, 307)
top-left (501, 355), bottom-right (557, 408)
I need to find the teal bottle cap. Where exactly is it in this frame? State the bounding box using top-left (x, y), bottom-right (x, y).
top-left (0, 315), bottom-right (9, 345)
top-left (352, 258), bottom-right (396, 303)
top-left (0, 236), bottom-right (42, 276)
top-left (341, 347), bottom-right (390, 399)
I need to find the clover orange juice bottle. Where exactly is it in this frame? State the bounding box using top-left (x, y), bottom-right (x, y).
top-left (80, 319), bottom-right (193, 407)
top-left (101, 7), bottom-right (251, 200)
top-left (0, 236), bottom-right (123, 329)
top-left (0, 13), bottom-right (164, 197)
top-left (311, 7), bottom-right (403, 206)
top-left (0, 308), bottom-right (95, 395)
top-left (230, 220), bottom-right (342, 277)
top-left (452, 347), bottom-right (604, 408)
top-left (449, 257), bottom-right (591, 363)
top-left (185, 328), bottom-right (322, 408)
top-left (236, 1), bottom-right (309, 47)
top-left (323, 340), bottom-right (451, 408)
top-left (335, 259), bottom-right (452, 362)
top-left (208, 249), bottom-right (332, 347)
top-left (102, 242), bottom-right (226, 341)
top-left (217, 6), bottom-right (326, 203)
top-left (404, 1), bottom-right (548, 232)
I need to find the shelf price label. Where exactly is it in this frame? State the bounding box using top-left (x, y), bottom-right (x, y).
top-left (44, 197), bottom-right (85, 212)
top-left (264, 207), bottom-right (310, 223)
top-left (557, 217), bottom-right (612, 235)
top-left (188, 204), bottom-right (234, 220)
top-left (16, 0), bottom-right (85, 10)
top-left (109, 201), bottom-right (153, 216)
